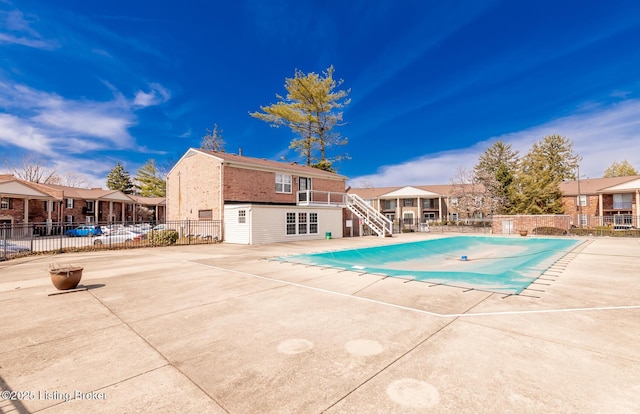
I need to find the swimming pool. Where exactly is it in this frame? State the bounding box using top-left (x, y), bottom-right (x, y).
top-left (277, 236), bottom-right (583, 294)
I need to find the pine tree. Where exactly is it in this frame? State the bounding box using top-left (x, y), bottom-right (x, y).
top-left (473, 141), bottom-right (519, 214)
top-left (250, 65), bottom-right (350, 170)
top-left (134, 159), bottom-right (166, 197)
top-left (512, 135), bottom-right (579, 214)
top-left (106, 162), bottom-right (134, 194)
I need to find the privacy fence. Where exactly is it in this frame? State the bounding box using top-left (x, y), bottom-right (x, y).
top-left (1, 220), bottom-right (222, 261)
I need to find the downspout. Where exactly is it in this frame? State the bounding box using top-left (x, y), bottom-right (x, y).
top-left (636, 190), bottom-right (639, 227)
top-left (219, 163), bottom-right (224, 241)
top-left (248, 207), bottom-right (252, 244)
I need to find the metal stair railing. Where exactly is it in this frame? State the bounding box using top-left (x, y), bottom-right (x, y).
top-left (345, 193), bottom-right (393, 237)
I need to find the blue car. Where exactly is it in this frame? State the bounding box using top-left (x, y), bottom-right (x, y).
top-left (65, 225), bottom-right (103, 237)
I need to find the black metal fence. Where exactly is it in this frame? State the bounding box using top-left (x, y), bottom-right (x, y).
top-left (365, 216), bottom-right (640, 237)
top-left (1, 220), bottom-right (222, 261)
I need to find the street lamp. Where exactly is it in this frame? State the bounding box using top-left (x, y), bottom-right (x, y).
top-left (577, 165), bottom-right (582, 228)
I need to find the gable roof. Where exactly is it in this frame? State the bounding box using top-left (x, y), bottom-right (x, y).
top-left (129, 195), bottom-right (166, 206)
top-left (182, 148), bottom-right (346, 180)
top-left (0, 175), bottom-right (56, 199)
top-left (559, 175), bottom-right (640, 195)
top-left (348, 184), bottom-right (456, 199)
top-left (36, 183), bottom-right (134, 202)
top-left (379, 186), bottom-right (442, 198)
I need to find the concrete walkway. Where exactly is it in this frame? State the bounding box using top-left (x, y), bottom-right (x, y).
top-left (1, 234), bottom-right (639, 413)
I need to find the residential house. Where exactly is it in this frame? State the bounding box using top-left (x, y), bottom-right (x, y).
top-left (128, 195), bottom-right (167, 223)
top-left (166, 149), bottom-right (352, 244)
top-left (559, 175), bottom-right (640, 228)
top-left (1, 174), bottom-right (167, 236)
top-left (0, 174), bottom-right (57, 234)
top-left (347, 185), bottom-right (452, 230)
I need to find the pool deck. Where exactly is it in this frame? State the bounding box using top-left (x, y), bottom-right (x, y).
top-left (1, 233), bottom-right (639, 413)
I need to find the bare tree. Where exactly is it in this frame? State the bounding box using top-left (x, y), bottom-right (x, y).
top-left (4, 154), bottom-right (59, 183)
top-left (200, 124), bottom-right (226, 152)
top-left (449, 167), bottom-right (495, 220)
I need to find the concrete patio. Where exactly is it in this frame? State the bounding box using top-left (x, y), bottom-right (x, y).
top-left (1, 233), bottom-right (639, 413)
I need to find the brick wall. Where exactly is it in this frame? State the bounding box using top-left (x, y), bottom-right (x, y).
top-left (166, 152), bottom-right (222, 220)
top-left (223, 167), bottom-right (346, 204)
top-left (224, 166), bottom-right (295, 204)
top-left (492, 215), bottom-right (571, 234)
top-left (562, 194), bottom-right (600, 224)
top-left (0, 197), bottom-right (25, 223)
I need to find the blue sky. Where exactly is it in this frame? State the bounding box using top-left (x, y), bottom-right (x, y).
top-left (1, 0), bottom-right (639, 188)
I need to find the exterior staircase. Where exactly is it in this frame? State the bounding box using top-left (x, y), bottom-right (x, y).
top-left (345, 193), bottom-right (393, 237)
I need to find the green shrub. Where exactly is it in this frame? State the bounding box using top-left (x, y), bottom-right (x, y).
top-left (148, 230), bottom-right (178, 245)
top-left (532, 227), bottom-right (567, 236)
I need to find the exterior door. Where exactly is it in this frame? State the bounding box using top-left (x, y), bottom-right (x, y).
top-left (298, 177), bottom-right (311, 202)
top-left (502, 220), bottom-right (514, 234)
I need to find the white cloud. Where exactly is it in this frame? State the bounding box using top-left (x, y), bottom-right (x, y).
top-left (348, 99), bottom-right (640, 187)
top-left (0, 9), bottom-right (58, 49)
top-left (0, 113), bottom-right (53, 152)
top-left (0, 78), bottom-right (172, 185)
top-left (132, 83), bottom-right (170, 108)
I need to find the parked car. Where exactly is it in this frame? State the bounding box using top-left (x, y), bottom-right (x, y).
top-left (101, 224), bottom-right (126, 235)
top-left (132, 223), bottom-right (153, 233)
top-left (0, 240), bottom-right (31, 253)
top-left (65, 225), bottom-right (102, 237)
top-left (93, 229), bottom-right (144, 245)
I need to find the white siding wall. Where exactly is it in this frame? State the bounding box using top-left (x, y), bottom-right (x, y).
top-left (224, 204), bottom-right (342, 244)
top-left (251, 206), bottom-right (343, 244)
top-left (223, 205), bottom-right (251, 244)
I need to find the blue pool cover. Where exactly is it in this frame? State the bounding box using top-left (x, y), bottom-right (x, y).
top-left (276, 236), bottom-right (582, 294)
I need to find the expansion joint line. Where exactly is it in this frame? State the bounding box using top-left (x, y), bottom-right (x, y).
top-left (186, 261), bottom-right (640, 318)
top-left (85, 289), bottom-right (232, 413)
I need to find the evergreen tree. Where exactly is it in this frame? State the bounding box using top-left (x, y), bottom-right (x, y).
top-left (106, 162), bottom-right (134, 194)
top-left (250, 65), bottom-right (350, 170)
top-left (603, 159), bottom-right (638, 177)
top-left (512, 135), bottom-right (579, 214)
top-left (134, 159), bottom-right (166, 197)
top-left (473, 141), bottom-right (519, 214)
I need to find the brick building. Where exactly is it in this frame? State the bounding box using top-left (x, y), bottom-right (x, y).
top-left (166, 149), bottom-right (349, 244)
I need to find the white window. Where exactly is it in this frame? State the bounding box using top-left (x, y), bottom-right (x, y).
top-left (238, 210), bottom-right (246, 224)
top-left (286, 212), bottom-right (296, 235)
top-left (577, 195), bottom-right (587, 207)
top-left (275, 174), bottom-right (292, 193)
top-left (66, 215), bottom-right (74, 223)
top-left (451, 197), bottom-right (459, 207)
top-left (385, 213), bottom-right (395, 221)
top-left (309, 213), bottom-right (318, 234)
top-left (0, 198), bottom-right (8, 209)
top-left (66, 198), bottom-right (74, 208)
top-left (403, 198), bottom-right (414, 207)
top-left (286, 211), bottom-right (318, 235)
top-left (86, 201), bottom-right (94, 212)
top-left (86, 216), bottom-right (94, 223)
top-left (298, 212), bottom-right (308, 234)
top-left (579, 214), bottom-right (587, 226)
top-left (403, 211), bottom-right (414, 225)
